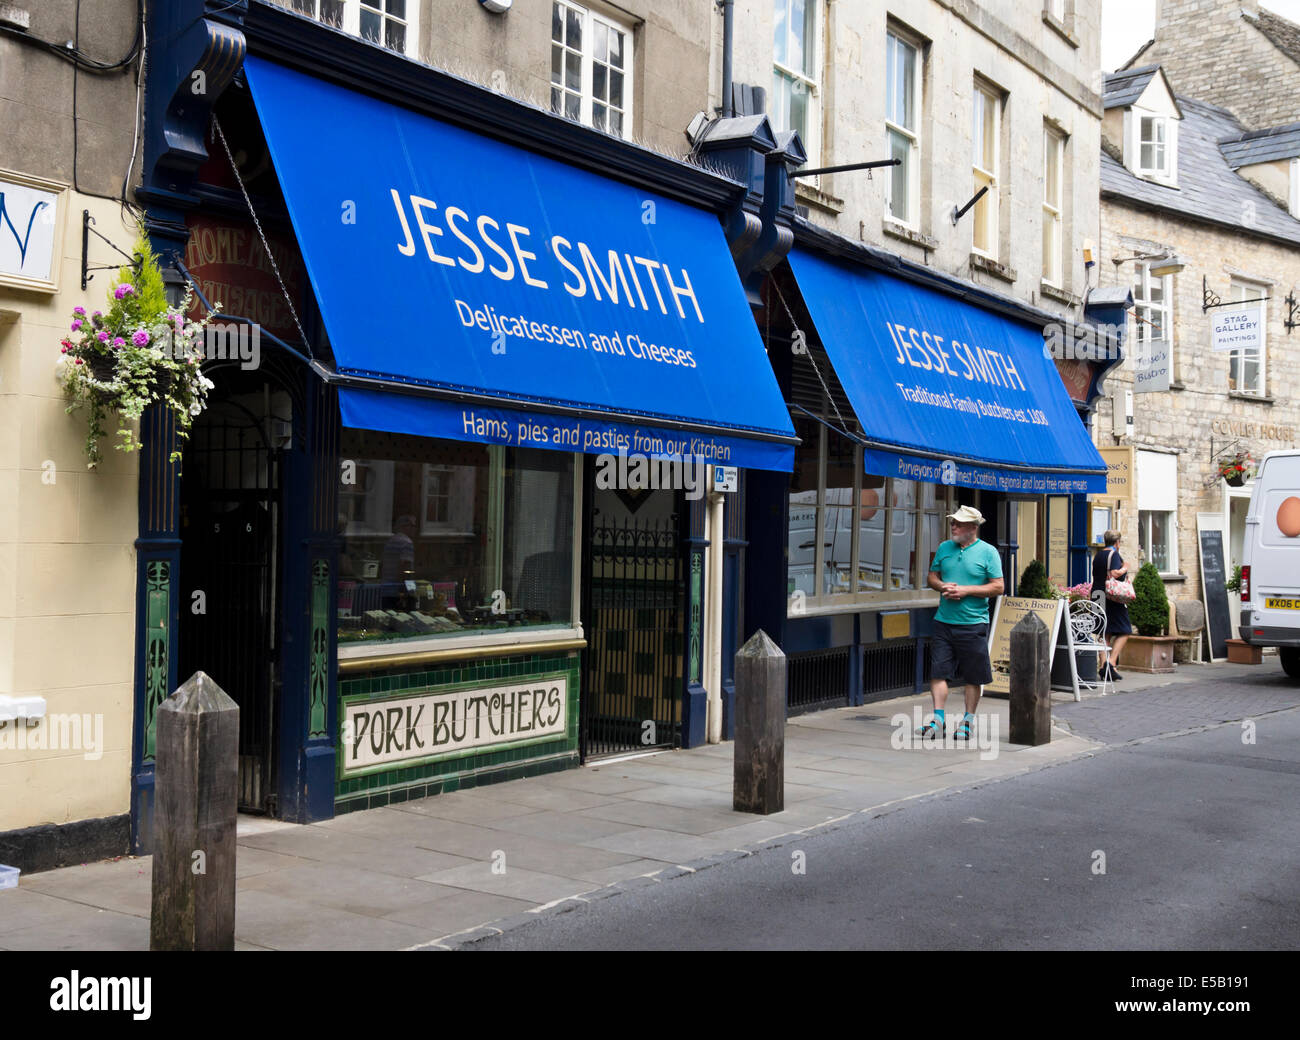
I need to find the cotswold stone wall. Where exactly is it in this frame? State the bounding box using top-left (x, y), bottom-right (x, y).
top-left (1139, 0), bottom-right (1300, 129)
top-left (720, 0), bottom-right (1103, 322)
top-left (1096, 196), bottom-right (1300, 604)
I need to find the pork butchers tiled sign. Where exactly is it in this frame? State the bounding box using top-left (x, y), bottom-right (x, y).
top-left (340, 675), bottom-right (568, 774)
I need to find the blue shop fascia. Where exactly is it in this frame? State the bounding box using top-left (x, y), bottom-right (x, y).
top-left (127, 0), bottom-right (811, 846)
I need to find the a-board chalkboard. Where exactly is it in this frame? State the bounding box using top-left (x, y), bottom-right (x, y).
top-left (1199, 528), bottom-right (1231, 661)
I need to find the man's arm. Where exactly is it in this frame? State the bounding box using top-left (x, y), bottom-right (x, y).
top-left (927, 569), bottom-right (947, 593)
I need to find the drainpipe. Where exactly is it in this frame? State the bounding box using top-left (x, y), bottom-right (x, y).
top-left (719, 0), bottom-right (734, 118)
top-left (706, 469), bottom-right (726, 743)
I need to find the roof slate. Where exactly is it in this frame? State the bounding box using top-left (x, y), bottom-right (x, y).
top-left (1220, 123), bottom-right (1300, 167)
top-left (1102, 66), bottom-right (1158, 110)
top-left (1101, 94), bottom-right (1300, 246)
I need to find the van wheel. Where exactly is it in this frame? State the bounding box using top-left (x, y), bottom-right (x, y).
top-left (1280, 648), bottom-right (1300, 680)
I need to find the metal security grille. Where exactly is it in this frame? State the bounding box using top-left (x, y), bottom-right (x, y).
top-left (179, 402), bottom-right (282, 813)
top-left (582, 515), bottom-right (683, 759)
top-left (787, 646), bottom-right (851, 715)
top-left (862, 638), bottom-right (919, 702)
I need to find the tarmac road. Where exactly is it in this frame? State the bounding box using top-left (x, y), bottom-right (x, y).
top-left (471, 677), bottom-right (1300, 951)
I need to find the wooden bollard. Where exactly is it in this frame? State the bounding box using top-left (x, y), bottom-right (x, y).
top-left (733, 629), bottom-right (786, 814)
top-left (1009, 612), bottom-right (1052, 746)
top-left (150, 671), bottom-right (239, 951)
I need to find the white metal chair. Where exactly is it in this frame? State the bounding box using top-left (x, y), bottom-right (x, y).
top-left (1067, 597), bottom-right (1114, 699)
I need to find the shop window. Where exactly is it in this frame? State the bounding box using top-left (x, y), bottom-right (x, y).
top-left (551, 1), bottom-right (632, 138)
top-left (338, 431), bottom-right (576, 646)
top-left (1138, 510), bottom-right (1175, 573)
top-left (1228, 279), bottom-right (1266, 396)
top-left (1042, 125), bottom-right (1065, 287)
top-left (971, 80), bottom-right (1001, 259)
top-left (290, 0), bottom-right (417, 56)
top-left (1136, 448), bottom-right (1178, 574)
top-left (786, 414), bottom-right (954, 613)
top-left (787, 414), bottom-right (821, 599)
top-left (885, 27), bottom-right (921, 227)
top-left (772, 0), bottom-right (822, 166)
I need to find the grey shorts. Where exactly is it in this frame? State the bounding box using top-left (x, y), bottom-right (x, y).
top-left (930, 620), bottom-right (993, 686)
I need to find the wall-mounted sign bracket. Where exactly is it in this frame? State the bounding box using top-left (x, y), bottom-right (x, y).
top-left (80, 210), bottom-right (139, 291)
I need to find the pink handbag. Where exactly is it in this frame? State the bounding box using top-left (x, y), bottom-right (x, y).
top-left (1105, 577), bottom-right (1136, 604)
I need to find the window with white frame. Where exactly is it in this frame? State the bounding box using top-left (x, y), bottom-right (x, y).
top-left (1132, 260), bottom-right (1172, 362)
top-left (1137, 449), bottom-right (1178, 574)
top-left (290, 0), bottom-right (416, 55)
top-left (1228, 279), bottom-right (1266, 395)
top-left (551, 1), bottom-right (632, 138)
top-left (972, 81), bottom-right (1000, 258)
top-left (885, 29), bottom-right (921, 226)
top-left (1042, 125), bottom-right (1065, 286)
top-left (772, 0), bottom-right (821, 165)
top-left (1291, 158), bottom-right (1299, 218)
top-left (1131, 110), bottom-right (1177, 183)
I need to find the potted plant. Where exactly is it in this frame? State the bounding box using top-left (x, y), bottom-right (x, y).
top-left (57, 227), bottom-right (218, 469)
top-left (1118, 561), bottom-right (1180, 673)
top-left (1217, 451), bottom-right (1255, 487)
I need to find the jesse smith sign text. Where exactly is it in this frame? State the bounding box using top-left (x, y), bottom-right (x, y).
top-left (342, 677), bottom-right (568, 773)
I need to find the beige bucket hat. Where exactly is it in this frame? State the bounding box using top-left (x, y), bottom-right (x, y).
top-left (947, 505), bottom-right (986, 524)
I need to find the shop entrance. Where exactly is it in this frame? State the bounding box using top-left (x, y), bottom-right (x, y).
top-left (179, 388), bottom-right (287, 814)
top-left (581, 485), bottom-right (684, 759)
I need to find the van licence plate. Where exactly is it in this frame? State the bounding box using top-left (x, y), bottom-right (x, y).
top-left (1265, 597), bottom-right (1300, 610)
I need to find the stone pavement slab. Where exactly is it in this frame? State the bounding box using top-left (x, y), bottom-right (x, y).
top-left (11, 660), bottom-right (1284, 951)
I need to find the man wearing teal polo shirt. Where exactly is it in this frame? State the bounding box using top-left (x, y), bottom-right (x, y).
top-left (919, 505), bottom-right (1004, 741)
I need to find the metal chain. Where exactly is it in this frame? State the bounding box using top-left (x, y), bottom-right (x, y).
top-left (212, 116), bottom-right (311, 349)
top-left (769, 279), bottom-right (846, 429)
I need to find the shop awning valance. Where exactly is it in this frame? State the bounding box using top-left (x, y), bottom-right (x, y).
top-left (243, 56), bottom-right (795, 471)
top-left (786, 248), bottom-right (1108, 494)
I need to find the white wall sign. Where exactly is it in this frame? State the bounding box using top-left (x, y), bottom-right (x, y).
top-left (1134, 337), bottom-right (1171, 393)
top-left (341, 676), bottom-right (567, 773)
top-left (713, 465), bottom-right (737, 492)
top-left (1210, 305), bottom-right (1263, 353)
top-left (0, 169), bottom-right (65, 292)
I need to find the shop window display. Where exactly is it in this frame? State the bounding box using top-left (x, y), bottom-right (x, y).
top-left (338, 430), bottom-right (575, 644)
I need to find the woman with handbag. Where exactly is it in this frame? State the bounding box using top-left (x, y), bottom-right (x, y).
top-left (1092, 530), bottom-right (1132, 680)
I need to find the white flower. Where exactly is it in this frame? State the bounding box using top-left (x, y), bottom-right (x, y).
top-left (200, 376), bottom-right (214, 390)
top-left (189, 403), bottom-right (202, 417)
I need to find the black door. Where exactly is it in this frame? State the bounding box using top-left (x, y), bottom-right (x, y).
top-left (179, 399), bottom-right (283, 813)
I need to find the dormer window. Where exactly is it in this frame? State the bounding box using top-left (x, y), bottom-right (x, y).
top-left (1126, 106), bottom-right (1178, 186)
top-left (1139, 116), bottom-right (1167, 174)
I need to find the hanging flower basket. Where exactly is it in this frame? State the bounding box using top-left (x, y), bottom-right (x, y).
top-left (1217, 451), bottom-right (1254, 487)
top-left (58, 227), bottom-right (220, 469)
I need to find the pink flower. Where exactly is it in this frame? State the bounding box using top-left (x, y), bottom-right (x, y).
top-left (60, 345), bottom-right (68, 354)
top-left (131, 329), bottom-right (149, 347)
top-left (96, 331), bottom-right (109, 343)
top-left (114, 283), bottom-right (134, 300)
top-left (74, 358), bottom-right (83, 365)
top-left (113, 337), bottom-right (126, 349)
top-left (92, 310), bottom-right (101, 318)
top-left (70, 319), bottom-right (83, 331)
top-left (73, 306), bottom-right (86, 316)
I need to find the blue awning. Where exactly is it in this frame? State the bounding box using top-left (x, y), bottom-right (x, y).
top-left (243, 57), bottom-right (795, 471)
top-left (786, 248), bottom-right (1108, 494)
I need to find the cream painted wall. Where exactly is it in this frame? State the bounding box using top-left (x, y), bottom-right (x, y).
top-left (0, 192), bottom-right (139, 831)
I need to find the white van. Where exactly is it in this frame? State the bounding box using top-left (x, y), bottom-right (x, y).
top-left (1240, 449), bottom-right (1300, 678)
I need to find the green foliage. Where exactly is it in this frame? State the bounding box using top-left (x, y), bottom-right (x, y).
top-left (1226, 565), bottom-right (1242, 594)
top-left (1018, 559), bottom-right (1056, 600)
top-left (119, 229), bottom-right (169, 327)
top-left (1130, 562), bottom-right (1169, 636)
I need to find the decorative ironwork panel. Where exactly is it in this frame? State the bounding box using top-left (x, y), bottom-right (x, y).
top-left (143, 560), bottom-right (171, 763)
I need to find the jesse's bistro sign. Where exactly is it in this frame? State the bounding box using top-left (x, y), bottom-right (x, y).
top-left (341, 676), bottom-right (568, 774)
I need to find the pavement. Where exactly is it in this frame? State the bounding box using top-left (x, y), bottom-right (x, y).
top-left (0, 657), bottom-right (1293, 951)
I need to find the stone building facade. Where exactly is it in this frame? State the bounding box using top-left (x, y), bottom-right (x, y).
top-left (720, 0), bottom-right (1104, 319)
top-left (0, 1), bottom-right (144, 859)
top-left (1097, 65), bottom-right (1300, 641)
top-left (1127, 0), bottom-right (1300, 130)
